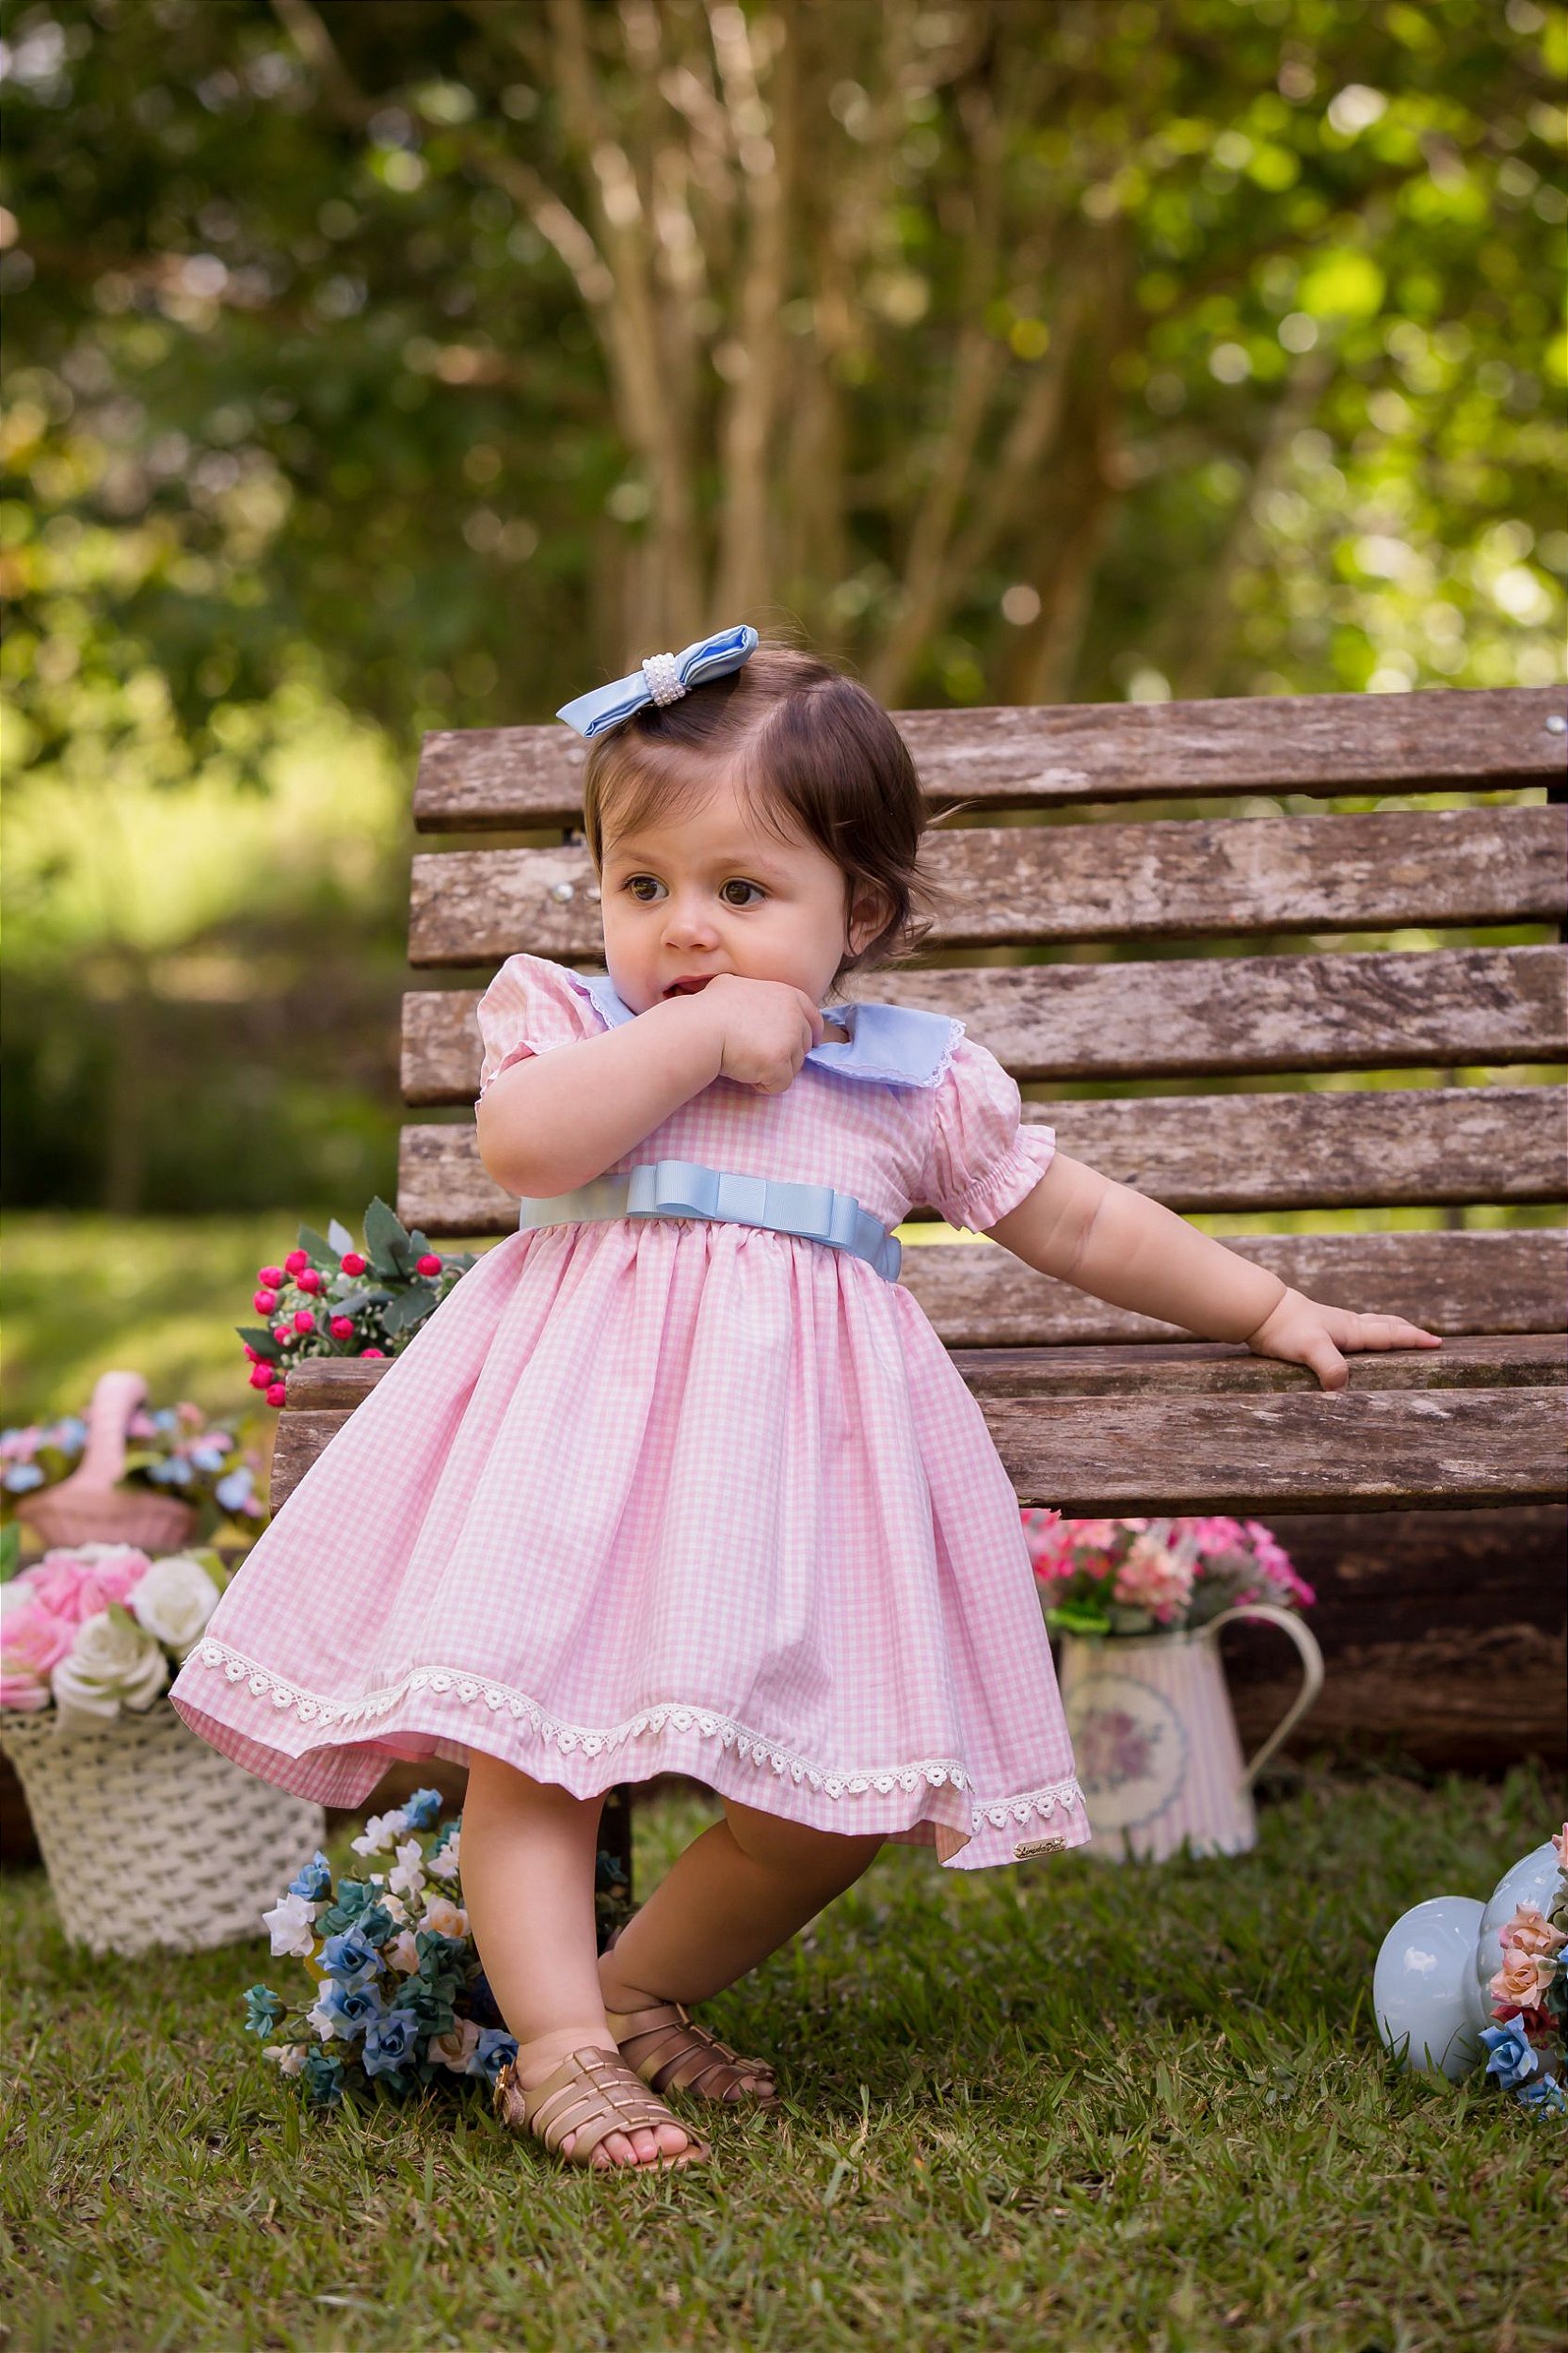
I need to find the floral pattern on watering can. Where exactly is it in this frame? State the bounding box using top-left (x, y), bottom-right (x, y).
top-left (1059, 1606), bottom-right (1324, 1863)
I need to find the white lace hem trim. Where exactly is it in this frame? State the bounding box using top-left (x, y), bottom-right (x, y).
top-left (187, 1636), bottom-right (1083, 1835)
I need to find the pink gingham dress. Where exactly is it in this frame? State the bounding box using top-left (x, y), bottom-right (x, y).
top-left (171, 955), bottom-right (1088, 1868)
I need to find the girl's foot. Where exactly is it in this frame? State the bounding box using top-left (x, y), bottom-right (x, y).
top-left (494, 2042), bottom-right (708, 2170)
top-left (494, 2033), bottom-right (701, 2174)
top-left (603, 1999), bottom-right (779, 2106)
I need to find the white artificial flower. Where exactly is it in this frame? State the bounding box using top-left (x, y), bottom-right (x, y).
top-left (127, 1554), bottom-right (221, 1658)
top-left (351, 1809), bottom-right (408, 1857)
top-left (389, 1838), bottom-right (425, 1899)
top-left (380, 1891), bottom-right (409, 1925)
top-left (51, 1608), bottom-right (168, 1731)
top-left (305, 1996), bottom-right (337, 2041)
top-left (426, 1828), bottom-right (461, 1880)
top-left (421, 1894), bottom-right (469, 1941)
top-left (386, 1929), bottom-right (422, 1975)
top-left (262, 1888), bottom-right (318, 1959)
top-left (264, 2045), bottom-right (305, 2076)
top-left (428, 2020), bottom-right (481, 2073)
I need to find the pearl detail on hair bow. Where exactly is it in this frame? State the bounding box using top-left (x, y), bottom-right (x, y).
top-left (555, 624), bottom-right (759, 739)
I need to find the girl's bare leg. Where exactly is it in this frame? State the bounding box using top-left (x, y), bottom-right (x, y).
top-left (460, 1753), bottom-right (694, 2167)
top-left (598, 1793), bottom-right (882, 2020)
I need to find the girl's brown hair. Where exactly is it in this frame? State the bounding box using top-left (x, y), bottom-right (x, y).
top-left (580, 641), bottom-right (951, 984)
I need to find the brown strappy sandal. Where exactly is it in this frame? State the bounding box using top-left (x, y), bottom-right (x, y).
top-left (492, 2045), bottom-right (711, 2169)
top-left (604, 2000), bottom-right (780, 2108)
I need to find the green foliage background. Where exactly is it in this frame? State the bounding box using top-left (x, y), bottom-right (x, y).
top-left (1, 0), bottom-right (1562, 1229)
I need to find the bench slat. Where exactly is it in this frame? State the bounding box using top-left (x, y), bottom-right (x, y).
top-left (398, 1086), bottom-right (1566, 1231)
top-left (984, 1388), bottom-right (1567, 1513)
top-left (412, 685), bottom-right (1566, 829)
top-left (280, 1332), bottom-right (1565, 1415)
top-left (953, 1333), bottom-right (1565, 1395)
top-left (269, 1381), bottom-right (1565, 1514)
top-left (402, 944), bottom-right (1568, 1100)
top-left (408, 806), bottom-right (1567, 965)
top-left (900, 1229), bottom-right (1564, 1345)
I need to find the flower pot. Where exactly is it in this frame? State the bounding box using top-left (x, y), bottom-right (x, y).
top-left (1057, 1604), bottom-right (1324, 1862)
top-left (14, 1370), bottom-right (199, 1554)
top-left (0, 1703), bottom-right (325, 1955)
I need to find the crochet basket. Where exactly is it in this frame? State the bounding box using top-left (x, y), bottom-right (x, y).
top-left (0, 1703), bottom-right (325, 1956)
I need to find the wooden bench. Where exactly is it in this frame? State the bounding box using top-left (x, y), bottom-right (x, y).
top-left (276, 682), bottom-right (1567, 1801)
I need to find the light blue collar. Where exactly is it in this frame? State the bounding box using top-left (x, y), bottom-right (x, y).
top-left (566, 968), bottom-right (961, 1090)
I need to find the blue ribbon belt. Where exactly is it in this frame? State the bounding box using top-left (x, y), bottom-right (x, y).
top-left (518, 1158), bottom-right (903, 1282)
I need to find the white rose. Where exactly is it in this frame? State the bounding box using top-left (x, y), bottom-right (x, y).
top-left (128, 1554), bottom-right (222, 1657)
top-left (262, 1888), bottom-right (318, 1959)
top-left (351, 1809), bottom-right (408, 1857)
top-left (51, 1606), bottom-right (168, 1731)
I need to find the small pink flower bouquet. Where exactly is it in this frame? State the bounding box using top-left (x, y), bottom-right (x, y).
top-left (238, 1201), bottom-right (477, 1408)
top-left (0, 1542), bottom-right (231, 1727)
top-left (1022, 1513), bottom-right (1314, 1639)
top-left (1480, 1826), bottom-right (1568, 2116)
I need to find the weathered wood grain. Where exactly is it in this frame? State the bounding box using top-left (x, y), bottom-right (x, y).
top-left (1230, 1627), bottom-right (1566, 1771)
top-left (396, 1086), bottom-right (1567, 1232)
top-left (280, 1333), bottom-right (1564, 1417)
top-left (899, 1229), bottom-right (1565, 1346)
top-left (412, 684), bottom-right (1567, 830)
top-left (984, 1388), bottom-right (1567, 1512)
top-left (408, 806), bottom-right (1568, 965)
top-left (269, 1381), bottom-right (1565, 1513)
top-left (401, 945), bottom-right (1568, 1101)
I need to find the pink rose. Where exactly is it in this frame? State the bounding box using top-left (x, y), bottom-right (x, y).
top-left (1490, 1946), bottom-right (1548, 2009)
top-left (1113, 1534), bottom-right (1195, 1622)
top-left (20, 1545), bottom-right (152, 1627)
top-left (0, 1601), bottom-right (74, 1710)
top-left (1501, 1903), bottom-right (1567, 1962)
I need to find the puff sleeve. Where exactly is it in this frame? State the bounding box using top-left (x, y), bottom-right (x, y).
top-left (919, 1034), bottom-right (1056, 1234)
top-left (474, 955), bottom-right (600, 1104)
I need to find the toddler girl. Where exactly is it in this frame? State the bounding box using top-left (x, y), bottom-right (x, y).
top-left (171, 626), bottom-right (1438, 2173)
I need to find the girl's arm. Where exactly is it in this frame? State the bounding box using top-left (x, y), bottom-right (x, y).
top-left (984, 1154), bottom-right (1441, 1392)
top-left (476, 976), bottom-right (824, 1196)
top-left (476, 998), bottom-right (723, 1197)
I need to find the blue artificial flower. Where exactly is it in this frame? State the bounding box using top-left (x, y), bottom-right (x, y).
top-left (2, 1465), bottom-right (45, 1493)
top-left (215, 1467), bottom-right (253, 1511)
top-left (318, 1930), bottom-right (382, 1991)
top-left (57, 1417), bottom-right (87, 1448)
top-left (316, 1879), bottom-right (386, 1936)
top-left (361, 2009), bottom-right (423, 2080)
top-left (189, 1444), bottom-right (229, 1473)
top-left (152, 1408), bottom-right (178, 1433)
top-left (355, 1903), bottom-right (395, 1949)
top-left (243, 1985), bottom-right (285, 2038)
top-left (288, 1850), bottom-right (333, 1903)
top-left (300, 2049), bottom-right (346, 2106)
top-left (470, 2027), bottom-right (519, 2084)
top-left (312, 1979), bottom-right (385, 2042)
top-left (1517, 2074), bottom-right (1566, 2116)
top-left (401, 1787), bottom-right (443, 1831)
top-left (1480, 2018), bottom-right (1541, 2091)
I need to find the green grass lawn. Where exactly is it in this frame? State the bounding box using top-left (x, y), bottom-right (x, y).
top-left (2, 1766), bottom-right (1561, 2352)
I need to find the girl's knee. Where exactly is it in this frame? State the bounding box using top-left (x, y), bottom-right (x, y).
top-left (722, 1796), bottom-right (880, 1885)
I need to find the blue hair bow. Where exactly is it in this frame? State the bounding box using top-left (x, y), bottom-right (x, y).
top-left (555, 624), bottom-right (759, 740)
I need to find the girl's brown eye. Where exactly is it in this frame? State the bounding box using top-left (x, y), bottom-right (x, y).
top-left (723, 880), bottom-right (763, 906)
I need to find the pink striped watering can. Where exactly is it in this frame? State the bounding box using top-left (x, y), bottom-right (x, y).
top-left (1058, 1606), bottom-right (1324, 1863)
